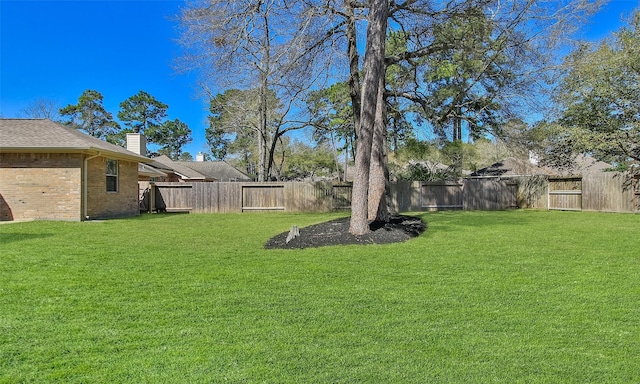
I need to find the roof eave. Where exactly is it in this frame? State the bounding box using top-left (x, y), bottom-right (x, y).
top-left (0, 146), bottom-right (153, 163)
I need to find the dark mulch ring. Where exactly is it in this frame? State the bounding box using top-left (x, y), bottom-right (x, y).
top-left (265, 215), bottom-right (427, 249)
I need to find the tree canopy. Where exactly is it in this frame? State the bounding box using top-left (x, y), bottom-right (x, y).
top-left (59, 90), bottom-right (120, 141)
top-left (118, 91), bottom-right (169, 135)
top-left (546, 10), bottom-right (640, 174)
top-left (21, 98), bottom-right (61, 120)
top-left (151, 118), bottom-right (192, 160)
top-left (59, 89), bottom-right (191, 160)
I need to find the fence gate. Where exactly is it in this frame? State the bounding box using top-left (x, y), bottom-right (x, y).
top-left (421, 181), bottom-right (463, 210)
top-left (548, 177), bottom-right (582, 211)
top-left (155, 183), bottom-right (193, 212)
top-left (242, 185), bottom-right (285, 211)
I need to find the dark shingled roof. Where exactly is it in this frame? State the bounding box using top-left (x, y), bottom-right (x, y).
top-left (174, 160), bottom-right (252, 181)
top-left (471, 157), bottom-right (556, 177)
top-left (150, 155), bottom-right (252, 181)
top-left (0, 118), bottom-right (151, 163)
top-left (152, 155), bottom-right (211, 180)
top-left (560, 154), bottom-right (613, 176)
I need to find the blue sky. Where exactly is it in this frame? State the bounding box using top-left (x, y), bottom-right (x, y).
top-left (1, 0), bottom-right (639, 157)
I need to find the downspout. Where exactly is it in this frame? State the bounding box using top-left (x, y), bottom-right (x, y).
top-left (83, 152), bottom-right (101, 220)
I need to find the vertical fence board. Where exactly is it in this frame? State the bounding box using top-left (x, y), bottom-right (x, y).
top-left (512, 176), bottom-right (548, 209)
top-left (463, 180), bottom-right (482, 210)
top-left (463, 179), bottom-right (517, 210)
top-left (285, 182), bottom-right (327, 212)
top-left (223, 183), bottom-right (242, 213)
top-left (316, 182), bottom-right (334, 212)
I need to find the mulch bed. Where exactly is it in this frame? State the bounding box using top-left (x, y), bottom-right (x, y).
top-left (265, 215), bottom-right (427, 249)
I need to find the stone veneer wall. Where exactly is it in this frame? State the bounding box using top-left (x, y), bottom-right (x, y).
top-left (0, 153), bottom-right (83, 221)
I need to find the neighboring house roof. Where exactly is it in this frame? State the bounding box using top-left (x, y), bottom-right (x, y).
top-left (175, 160), bottom-right (252, 181)
top-left (138, 163), bottom-right (168, 178)
top-left (540, 154), bottom-right (614, 177)
top-left (150, 155), bottom-right (252, 181)
top-left (143, 158), bottom-right (176, 174)
top-left (471, 157), bottom-right (556, 177)
top-left (565, 154), bottom-right (613, 176)
top-left (152, 155), bottom-right (212, 181)
top-left (408, 160), bottom-right (450, 172)
top-left (0, 118), bottom-right (151, 163)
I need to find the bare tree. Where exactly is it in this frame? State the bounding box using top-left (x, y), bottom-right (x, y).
top-left (177, 0), bottom-right (329, 181)
top-left (21, 98), bottom-right (61, 120)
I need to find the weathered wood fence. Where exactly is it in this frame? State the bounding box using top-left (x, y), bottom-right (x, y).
top-left (140, 179), bottom-right (516, 214)
top-left (139, 173), bottom-right (638, 214)
top-left (545, 173), bottom-right (640, 213)
top-left (144, 182), bottom-right (333, 213)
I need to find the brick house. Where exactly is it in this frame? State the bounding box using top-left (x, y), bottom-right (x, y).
top-left (0, 119), bottom-right (152, 221)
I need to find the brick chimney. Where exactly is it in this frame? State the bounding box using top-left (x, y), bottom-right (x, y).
top-left (126, 133), bottom-right (147, 156)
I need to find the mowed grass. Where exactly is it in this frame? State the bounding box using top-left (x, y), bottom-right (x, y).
top-left (1, 210), bottom-right (639, 383)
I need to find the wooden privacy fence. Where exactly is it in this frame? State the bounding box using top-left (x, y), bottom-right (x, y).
top-left (140, 174), bottom-right (638, 214)
top-left (142, 179), bottom-right (518, 214)
top-left (146, 182), bottom-right (333, 213)
top-left (404, 180), bottom-right (517, 211)
top-left (419, 181), bottom-right (463, 210)
top-left (511, 173), bottom-right (639, 213)
top-left (463, 179), bottom-right (518, 211)
top-left (582, 173), bottom-right (638, 213)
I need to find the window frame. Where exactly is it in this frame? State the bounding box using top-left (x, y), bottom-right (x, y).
top-left (106, 159), bottom-right (119, 193)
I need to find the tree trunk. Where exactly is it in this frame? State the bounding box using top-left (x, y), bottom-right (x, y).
top-left (454, 109), bottom-right (462, 143)
top-left (368, 73), bottom-right (391, 222)
top-left (257, 9), bottom-right (271, 182)
top-left (349, 0), bottom-right (388, 236)
top-left (345, 0), bottom-right (361, 137)
top-left (266, 134), bottom-right (278, 180)
top-left (257, 82), bottom-right (267, 182)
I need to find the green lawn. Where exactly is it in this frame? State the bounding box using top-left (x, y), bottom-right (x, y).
top-left (1, 210), bottom-right (639, 383)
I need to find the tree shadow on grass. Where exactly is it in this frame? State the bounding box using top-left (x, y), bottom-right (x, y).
top-left (0, 232), bottom-right (54, 244)
top-left (416, 209), bottom-right (547, 235)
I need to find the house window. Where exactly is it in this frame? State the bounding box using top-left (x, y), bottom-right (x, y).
top-left (106, 159), bottom-right (118, 192)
